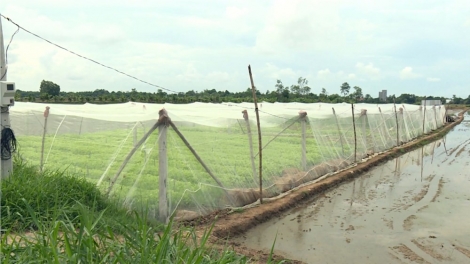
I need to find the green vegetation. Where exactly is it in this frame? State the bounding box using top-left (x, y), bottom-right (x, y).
top-left (17, 119), bottom-right (332, 214)
top-left (15, 78), bottom-right (468, 105)
top-left (0, 161), bottom-right (277, 263)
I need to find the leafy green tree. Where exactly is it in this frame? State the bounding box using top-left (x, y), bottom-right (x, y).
top-left (352, 86), bottom-right (363, 101)
top-left (40, 80), bottom-right (60, 97)
top-left (340, 82), bottom-right (350, 97)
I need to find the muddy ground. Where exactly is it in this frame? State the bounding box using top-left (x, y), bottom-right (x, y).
top-left (229, 111), bottom-right (470, 263)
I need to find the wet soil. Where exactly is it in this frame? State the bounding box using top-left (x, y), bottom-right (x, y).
top-left (231, 111), bottom-right (470, 263)
top-left (180, 111), bottom-right (470, 263)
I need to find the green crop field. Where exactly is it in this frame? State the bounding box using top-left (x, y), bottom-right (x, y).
top-left (15, 112), bottom-right (416, 217)
top-left (16, 118), bottom-right (339, 213)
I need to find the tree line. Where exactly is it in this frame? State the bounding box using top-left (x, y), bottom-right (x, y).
top-left (14, 79), bottom-right (470, 105)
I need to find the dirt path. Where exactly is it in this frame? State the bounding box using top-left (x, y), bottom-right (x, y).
top-left (180, 109), bottom-right (469, 263)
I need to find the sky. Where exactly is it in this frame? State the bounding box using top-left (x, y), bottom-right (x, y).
top-left (1, 0), bottom-right (469, 98)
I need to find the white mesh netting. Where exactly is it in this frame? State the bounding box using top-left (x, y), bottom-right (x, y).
top-left (10, 101), bottom-right (447, 221)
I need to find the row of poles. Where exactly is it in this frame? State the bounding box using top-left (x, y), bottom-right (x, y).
top-left (35, 65), bottom-right (447, 223)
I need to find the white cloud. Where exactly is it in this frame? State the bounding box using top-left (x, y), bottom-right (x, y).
top-left (355, 62), bottom-right (381, 80)
top-left (399, 67), bottom-right (421, 80)
top-left (426, 77), bottom-right (440, 82)
top-left (317, 68), bottom-right (331, 78)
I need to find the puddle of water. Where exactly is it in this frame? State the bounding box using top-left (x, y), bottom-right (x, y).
top-left (235, 113), bottom-right (470, 263)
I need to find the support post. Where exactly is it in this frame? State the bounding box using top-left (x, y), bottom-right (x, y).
top-left (299, 111), bottom-right (307, 171)
top-left (432, 106), bottom-right (438, 129)
top-left (242, 110), bottom-right (257, 185)
top-left (378, 107), bottom-right (392, 148)
top-left (158, 117), bottom-right (169, 223)
top-left (40, 106), bottom-right (50, 172)
top-left (0, 17), bottom-right (13, 178)
top-left (332, 108), bottom-right (345, 155)
top-left (443, 105), bottom-right (448, 125)
top-left (351, 103), bottom-right (357, 163)
top-left (399, 107), bottom-right (410, 143)
top-left (248, 65), bottom-right (263, 204)
top-left (360, 109), bottom-right (367, 154)
top-left (393, 98), bottom-right (399, 146)
top-left (422, 97), bottom-right (427, 135)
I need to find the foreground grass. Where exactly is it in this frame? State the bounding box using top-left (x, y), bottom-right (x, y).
top-left (0, 161), bottom-right (278, 263)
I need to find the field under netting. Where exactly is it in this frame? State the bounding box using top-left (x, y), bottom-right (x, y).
top-left (11, 101), bottom-right (447, 221)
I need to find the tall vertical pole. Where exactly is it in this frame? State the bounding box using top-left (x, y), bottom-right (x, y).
top-left (242, 110), bottom-right (257, 185)
top-left (351, 103), bottom-right (357, 163)
top-left (422, 97), bottom-right (427, 135)
top-left (393, 98), bottom-right (399, 146)
top-left (158, 110), bottom-right (169, 223)
top-left (378, 107), bottom-right (392, 148)
top-left (360, 109), bottom-right (367, 153)
top-left (399, 107), bottom-right (410, 142)
top-left (299, 111), bottom-right (307, 171)
top-left (40, 106), bottom-right (50, 172)
top-left (0, 16), bottom-right (13, 178)
top-left (248, 65), bottom-right (263, 204)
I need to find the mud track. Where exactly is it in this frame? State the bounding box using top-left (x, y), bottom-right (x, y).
top-left (179, 109), bottom-right (468, 263)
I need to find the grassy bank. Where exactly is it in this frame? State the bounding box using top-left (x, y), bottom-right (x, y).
top-left (0, 160), bottom-right (278, 263)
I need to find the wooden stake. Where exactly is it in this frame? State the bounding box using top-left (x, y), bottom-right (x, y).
top-left (248, 65), bottom-right (263, 204)
top-left (40, 106), bottom-right (50, 172)
top-left (351, 103), bottom-right (357, 163)
top-left (378, 107), bottom-right (392, 148)
top-left (242, 110), bottom-right (257, 185)
top-left (360, 109), bottom-right (367, 153)
top-left (422, 97), bottom-right (427, 134)
top-left (299, 111), bottom-right (307, 171)
top-left (393, 98), bottom-right (399, 146)
top-left (158, 120), bottom-right (169, 223)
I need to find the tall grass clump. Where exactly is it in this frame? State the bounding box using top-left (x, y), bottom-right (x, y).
top-left (1, 159), bottom-right (280, 263)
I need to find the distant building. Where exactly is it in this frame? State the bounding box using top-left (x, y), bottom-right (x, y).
top-left (421, 100), bottom-right (442, 106)
top-left (378, 90), bottom-right (387, 102)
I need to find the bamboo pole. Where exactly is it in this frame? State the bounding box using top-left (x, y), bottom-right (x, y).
top-left (432, 106), bottom-right (438, 129)
top-left (351, 103), bottom-right (357, 163)
top-left (332, 108), bottom-right (345, 155)
top-left (399, 107), bottom-right (410, 142)
top-left (299, 111), bottom-right (307, 171)
top-left (393, 98), bottom-right (399, 146)
top-left (40, 106), bottom-right (50, 172)
top-left (242, 110), bottom-right (257, 185)
top-left (159, 121), bottom-right (169, 223)
top-left (248, 65), bottom-right (263, 204)
top-left (360, 109), bottom-right (367, 154)
top-left (422, 97), bottom-right (427, 134)
top-left (378, 107), bottom-right (392, 148)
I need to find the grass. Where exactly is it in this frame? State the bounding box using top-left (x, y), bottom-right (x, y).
top-left (1, 160), bottom-right (281, 263)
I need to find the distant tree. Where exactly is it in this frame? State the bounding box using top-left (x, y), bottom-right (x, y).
top-left (39, 80), bottom-right (60, 97)
top-left (340, 82), bottom-right (350, 97)
top-left (352, 86), bottom-right (363, 101)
